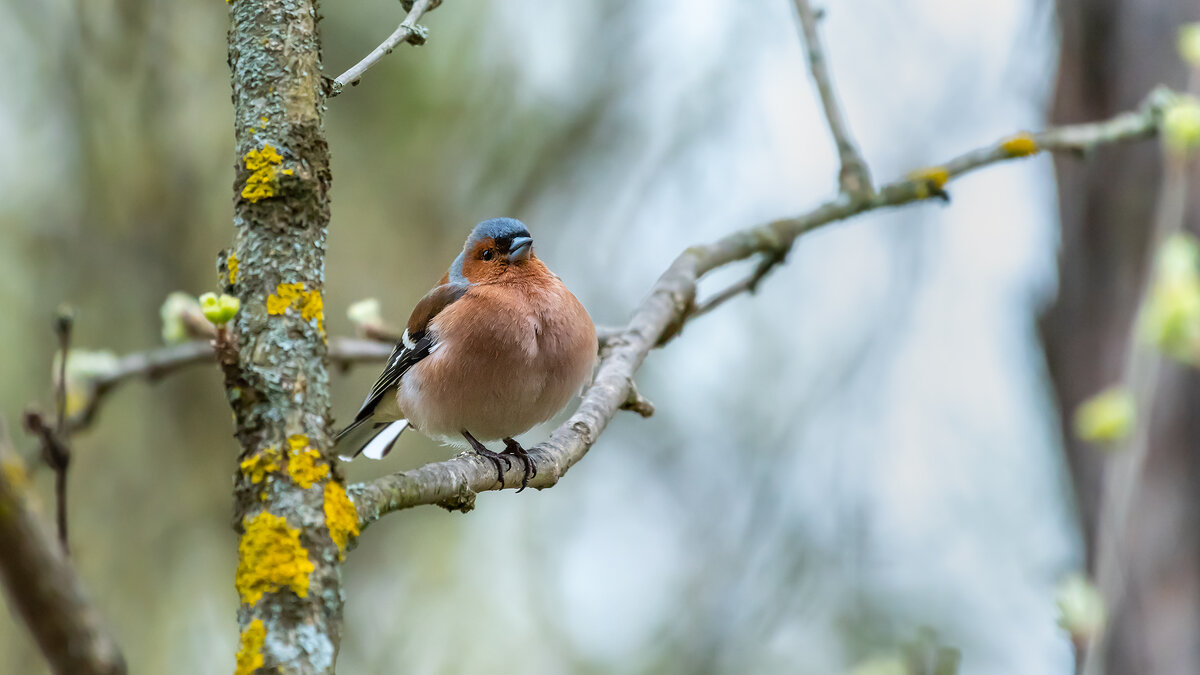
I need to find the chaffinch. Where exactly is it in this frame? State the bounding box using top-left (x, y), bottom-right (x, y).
top-left (336, 218), bottom-right (598, 488)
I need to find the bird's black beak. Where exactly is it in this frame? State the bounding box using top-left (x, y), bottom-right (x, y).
top-left (509, 236), bottom-right (533, 262)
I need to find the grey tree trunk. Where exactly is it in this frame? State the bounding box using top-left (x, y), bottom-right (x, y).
top-left (224, 1), bottom-right (349, 672)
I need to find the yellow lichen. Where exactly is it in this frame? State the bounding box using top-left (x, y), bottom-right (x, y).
top-left (241, 144), bottom-right (284, 203)
top-left (240, 445), bottom-right (282, 485)
top-left (228, 252), bottom-right (240, 285)
top-left (324, 481), bottom-right (359, 559)
top-left (907, 166), bottom-right (950, 198)
top-left (1001, 132), bottom-right (1039, 157)
top-left (297, 289), bottom-right (323, 324)
top-left (908, 166), bottom-right (949, 189)
top-left (236, 512), bottom-right (314, 606)
top-left (234, 619), bottom-right (266, 675)
top-left (266, 283), bottom-right (304, 315)
top-left (266, 283), bottom-right (324, 332)
top-left (286, 435), bottom-right (329, 489)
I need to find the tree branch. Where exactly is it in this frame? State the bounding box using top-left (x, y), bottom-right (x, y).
top-left (791, 0), bottom-right (873, 196)
top-left (330, 0), bottom-right (441, 96)
top-left (0, 427), bottom-right (125, 675)
top-left (349, 89), bottom-right (1168, 529)
top-left (62, 337), bottom-right (394, 433)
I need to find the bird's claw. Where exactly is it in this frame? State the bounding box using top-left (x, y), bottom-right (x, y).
top-left (502, 438), bottom-right (536, 492)
top-left (473, 446), bottom-right (511, 487)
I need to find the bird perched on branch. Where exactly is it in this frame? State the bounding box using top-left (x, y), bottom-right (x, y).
top-left (336, 218), bottom-right (598, 489)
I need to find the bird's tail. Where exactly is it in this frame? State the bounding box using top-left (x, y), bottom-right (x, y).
top-left (336, 419), bottom-right (410, 461)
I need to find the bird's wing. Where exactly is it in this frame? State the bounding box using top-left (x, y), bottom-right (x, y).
top-left (336, 282), bottom-right (469, 441)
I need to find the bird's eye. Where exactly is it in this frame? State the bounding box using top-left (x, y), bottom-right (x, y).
top-left (481, 249), bottom-right (495, 261)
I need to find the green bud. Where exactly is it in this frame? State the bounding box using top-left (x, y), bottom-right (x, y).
top-left (1057, 574), bottom-right (1106, 642)
top-left (1162, 95), bottom-right (1200, 153)
top-left (1180, 23), bottom-right (1200, 67)
top-left (347, 297), bottom-right (383, 327)
top-left (1140, 234), bottom-right (1200, 362)
top-left (1073, 387), bottom-right (1135, 444)
top-left (160, 292), bottom-right (200, 344)
top-left (200, 292), bottom-right (240, 325)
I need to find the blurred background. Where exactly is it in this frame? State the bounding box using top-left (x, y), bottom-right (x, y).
top-left (2, 0), bottom-right (1198, 673)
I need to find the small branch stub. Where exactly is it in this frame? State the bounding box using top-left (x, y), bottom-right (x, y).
top-left (331, 0), bottom-right (441, 94)
top-left (791, 0), bottom-right (874, 197)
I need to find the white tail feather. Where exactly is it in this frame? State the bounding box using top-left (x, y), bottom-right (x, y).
top-left (360, 420), bottom-right (410, 460)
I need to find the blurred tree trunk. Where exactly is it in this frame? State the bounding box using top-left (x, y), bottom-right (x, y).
top-left (1045, 1), bottom-right (1200, 673)
top-left (225, 1), bottom-right (348, 672)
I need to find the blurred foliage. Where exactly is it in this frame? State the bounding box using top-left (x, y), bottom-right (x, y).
top-left (1055, 574), bottom-right (1106, 644)
top-left (1072, 387), bottom-right (1135, 444)
top-left (1139, 233), bottom-right (1200, 362)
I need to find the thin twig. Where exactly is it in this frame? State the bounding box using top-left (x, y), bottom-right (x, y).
top-left (0, 424), bottom-right (126, 675)
top-left (49, 307), bottom-right (74, 553)
top-left (691, 247), bottom-right (789, 320)
top-left (62, 337), bottom-right (396, 432)
top-left (348, 90), bottom-right (1168, 527)
top-left (330, 0), bottom-right (440, 95)
top-left (791, 0), bottom-right (873, 196)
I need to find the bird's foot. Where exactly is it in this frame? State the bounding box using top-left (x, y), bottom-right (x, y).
top-left (502, 437), bottom-right (536, 492)
top-left (475, 447), bottom-right (511, 487)
top-left (462, 430), bottom-right (511, 486)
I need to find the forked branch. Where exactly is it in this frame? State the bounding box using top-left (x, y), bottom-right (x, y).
top-left (349, 90), bottom-right (1167, 528)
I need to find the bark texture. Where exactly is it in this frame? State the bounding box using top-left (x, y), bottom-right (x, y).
top-left (225, 1), bottom-right (347, 672)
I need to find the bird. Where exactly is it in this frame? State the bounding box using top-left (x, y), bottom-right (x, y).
top-left (335, 217), bottom-right (598, 489)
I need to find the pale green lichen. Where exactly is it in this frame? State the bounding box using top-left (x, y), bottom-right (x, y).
top-left (286, 435), bottom-right (329, 489)
top-left (236, 511), bottom-right (314, 605)
top-left (234, 619), bottom-right (266, 675)
top-left (323, 481), bottom-right (359, 559)
top-left (242, 144), bottom-right (283, 203)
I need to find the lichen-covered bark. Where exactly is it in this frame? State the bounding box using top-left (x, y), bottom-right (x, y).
top-left (224, 0), bottom-right (348, 671)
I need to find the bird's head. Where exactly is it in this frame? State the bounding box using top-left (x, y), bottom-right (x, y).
top-left (449, 218), bottom-right (537, 284)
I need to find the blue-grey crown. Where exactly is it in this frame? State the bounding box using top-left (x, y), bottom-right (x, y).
top-left (467, 218), bottom-right (532, 250)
